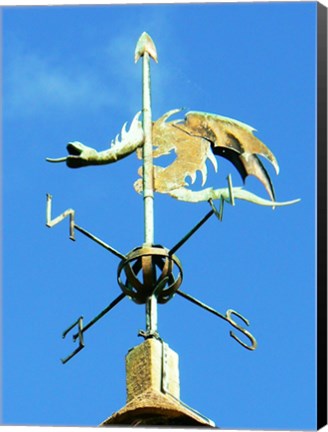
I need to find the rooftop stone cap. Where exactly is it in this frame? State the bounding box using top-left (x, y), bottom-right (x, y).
top-left (100, 338), bottom-right (215, 427)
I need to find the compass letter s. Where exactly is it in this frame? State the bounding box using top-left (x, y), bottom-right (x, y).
top-left (225, 309), bottom-right (257, 351)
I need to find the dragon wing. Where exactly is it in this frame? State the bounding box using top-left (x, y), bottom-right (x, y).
top-left (174, 111), bottom-right (279, 201)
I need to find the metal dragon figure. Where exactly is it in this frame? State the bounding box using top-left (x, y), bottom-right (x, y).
top-left (47, 107), bottom-right (297, 207)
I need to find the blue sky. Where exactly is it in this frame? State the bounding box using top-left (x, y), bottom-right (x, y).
top-left (2, 2), bottom-right (318, 429)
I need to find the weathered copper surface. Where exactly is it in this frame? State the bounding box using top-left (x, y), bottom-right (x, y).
top-left (134, 109), bottom-right (279, 201)
top-left (180, 111), bottom-right (279, 198)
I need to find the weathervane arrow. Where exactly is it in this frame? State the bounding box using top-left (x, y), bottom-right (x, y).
top-left (135, 31), bottom-right (158, 64)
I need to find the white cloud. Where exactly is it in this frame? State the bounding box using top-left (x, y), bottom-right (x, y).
top-left (4, 45), bottom-right (119, 119)
top-left (3, 11), bottom-right (186, 121)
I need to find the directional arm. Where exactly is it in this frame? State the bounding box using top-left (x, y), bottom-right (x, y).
top-left (176, 290), bottom-right (257, 351)
top-left (61, 293), bottom-right (126, 364)
top-left (46, 194), bottom-right (126, 259)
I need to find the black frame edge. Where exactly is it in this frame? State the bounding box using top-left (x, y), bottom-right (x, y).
top-left (317, 2), bottom-right (327, 430)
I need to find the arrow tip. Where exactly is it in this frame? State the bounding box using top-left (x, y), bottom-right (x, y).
top-left (135, 32), bottom-right (158, 63)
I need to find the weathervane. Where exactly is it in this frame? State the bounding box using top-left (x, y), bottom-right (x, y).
top-left (46, 33), bottom-right (300, 364)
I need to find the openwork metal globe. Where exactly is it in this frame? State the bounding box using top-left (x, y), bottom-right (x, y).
top-left (117, 245), bottom-right (183, 304)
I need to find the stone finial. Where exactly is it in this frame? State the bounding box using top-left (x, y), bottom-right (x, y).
top-left (126, 337), bottom-right (180, 401)
top-left (100, 338), bottom-right (215, 427)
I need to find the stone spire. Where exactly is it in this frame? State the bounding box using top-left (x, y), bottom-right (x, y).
top-left (100, 338), bottom-right (215, 427)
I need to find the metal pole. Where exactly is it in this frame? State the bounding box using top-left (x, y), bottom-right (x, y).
top-left (135, 32), bottom-right (158, 337)
top-left (142, 50), bottom-right (154, 246)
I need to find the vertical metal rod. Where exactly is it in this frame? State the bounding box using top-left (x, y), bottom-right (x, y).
top-left (143, 50), bottom-right (157, 335)
top-left (142, 51), bottom-right (154, 247)
top-left (137, 33), bottom-right (158, 336)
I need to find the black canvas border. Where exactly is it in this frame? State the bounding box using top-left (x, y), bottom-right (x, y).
top-left (0, 2), bottom-right (326, 430)
top-left (317, 2), bottom-right (327, 430)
